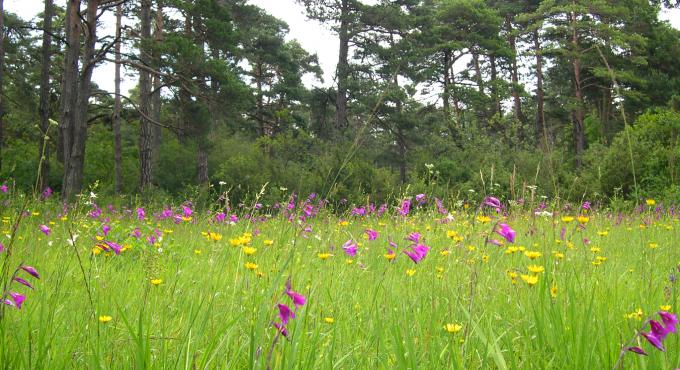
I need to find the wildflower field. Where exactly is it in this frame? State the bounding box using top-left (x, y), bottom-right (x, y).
top-left (1, 190), bottom-right (679, 369)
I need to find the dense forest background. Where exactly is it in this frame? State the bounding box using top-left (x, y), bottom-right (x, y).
top-left (1, 0), bottom-right (680, 205)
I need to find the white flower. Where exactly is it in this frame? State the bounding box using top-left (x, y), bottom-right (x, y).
top-left (534, 211), bottom-right (553, 217)
top-left (219, 181), bottom-right (226, 186)
top-left (67, 234), bottom-right (79, 246)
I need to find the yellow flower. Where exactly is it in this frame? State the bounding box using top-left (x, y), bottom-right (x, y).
top-left (207, 232), bottom-right (222, 241)
top-left (318, 253), bottom-right (332, 260)
top-left (95, 235), bottom-right (104, 241)
top-left (98, 315), bottom-right (113, 323)
top-left (92, 246), bottom-right (102, 255)
top-left (476, 215), bottom-right (491, 223)
top-left (345, 259), bottom-right (353, 265)
top-left (263, 239), bottom-right (274, 246)
top-left (384, 252), bottom-right (396, 261)
top-left (324, 317), bottom-right (335, 324)
top-left (561, 216), bottom-right (574, 223)
top-left (527, 265), bottom-right (545, 274)
top-left (597, 231), bottom-right (609, 237)
top-left (646, 199), bottom-right (656, 206)
top-left (406, 269), bottom-right (416, 277)
top-left (577, 215), bottom-right (590, 224)
top-left (550, 285), bottom-right (558, 298)
top-left (661, 305), bottom-right (672, 311)
top-left (626, 308), bottom-right (643, 320)
top-left (194, 249), bottom-right (202, 255)
top-left (467, 245), bottom-right (476, 252)
top-left (436, 267), bottom-right (444, 273)
top-left (150, 278), bottom-right (163, 286)
top-left (506, 246), bottom-right (519, 254)
top-left (524, 251), bottom-right (542, 260)
top-left (244, 262), bottom-right (258, 270)
top-left (552, 251), bottom-right (565, 259)
top-left (590, 246), bottom-right (600, 253)
top-left (595, 256), bottom-right (607, 262)
top-left (338, 220), bottom-right (349, 227)
top-left (591, 260), bottom-right (602, 266)
top-left (648, 242), bottom-right (659, 249)
top-left (520, 274), bottom-right (538, 286)
top-left (482, 255), bottom-right (489, 263)
top-left (444, 323), bottom-right (463, 333)
top-left (243, 247), bottom-right (257, 255)
top-left (440, 250), bottom-right (451, 256)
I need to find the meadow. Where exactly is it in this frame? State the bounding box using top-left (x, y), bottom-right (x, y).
top-left (0, 189), bottom-right (679, 369)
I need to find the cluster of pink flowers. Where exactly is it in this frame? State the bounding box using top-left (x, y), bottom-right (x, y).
top-left (273, 280), bottom-right (306, 337)
top-left (3, 265), bottom-right (40, 309)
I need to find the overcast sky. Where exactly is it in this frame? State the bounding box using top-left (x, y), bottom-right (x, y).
top-left (6, 0), bottom-right (680, 95)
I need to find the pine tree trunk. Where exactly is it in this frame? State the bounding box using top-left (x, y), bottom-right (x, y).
top-left (534, 29), bottom-right (545, 146)
top-left (489, 55), bottom-right (501, 116)
top-left (38, 0), bottom-right (53, 190)
top-left (59, 0), bottom-right (81, 200)
top-left (151, 0), bottom-right (163, 163)
top-left (571, 7), bottom-right (585, 167)
top-left (442, 50), bottom-right (450, 117)
top-left (507, 17), bottom-right (525, 124)
top-left (63, 0), bottom-right (98, 201)
top-left (335, 0), bottom-right (349, 130)
top-left (139, 0), bottom-right (153, 190)
top-left (113, 3), bottom-right (123, 194)
top-left (197, 141), bottom-right (209, 185)
top-left (0, 0), bottom-right (5, 173)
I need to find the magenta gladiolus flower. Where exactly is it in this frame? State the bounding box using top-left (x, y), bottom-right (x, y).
top-left (13, 277), bottom-right (33, 290)
top-left (642, 331), bottom-right (665, 351)
top-left (488, 239), bottom-right (503, 246)
top-left (415, 194), bottom-right (426, 203)
top-left (102, 224), bottom-right (111, 236)
top-left (365, 229), bottom-right (378, 241)
top-left (660, 311), bottom-right (678, 334)
top-left (182, 206), bottom-right (193, 218)
top-left (39, 225), bottom-right (51, 236)
top-left (278, 303), bottom-right (295, 325)
top-left (215, 212), bottom-right (226, 222)
top-left (626, 346), bottom-right (648, 356)
top-left (0, 184), bottom-right (7, 193)
top-left (582, 201), bottom-right (591, 210)
top-left (398, 199), bottom-right (411, 216)
top-left (496, 224), bottom-right (516, 243)
top-left (342, 240), bottom-right (357, 257)
top-left (0, 242), bottom-right (4, 253)
top-left (405, 232), bottom-right (421, 243)
top-left (273, 322), bottom-right (288, 337)
top-left (41, 187), bottom-right (53, 199)
top-left (285, 283), bottom-right (306, 309)
top-left (483, 196), bottom-right (501, 209)
top-left (20, 266), bottom-right (40, 279)
top-left (230, 214), bottom-right (238, 223)
top-left (650, 320), bottom-right (668, 340)
top-left (403, 244), bottom-right (430, 264)
top-left (132, 228), bottom-right (141, 238)
top-left (104, 241), bottom-right (122, 255)
top-left (136, 208), bottom-right (145, 220)
top-left (8, 292), bottom-right (26, 309)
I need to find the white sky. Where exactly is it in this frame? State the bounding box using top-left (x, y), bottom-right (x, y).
top-left (5, 0), bottom-right (680, 96)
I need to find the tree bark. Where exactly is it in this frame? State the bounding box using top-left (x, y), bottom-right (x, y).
top-left (151, 0), bottom-right (163, 162)
top-left (489, 55), bottom-right (501, 116)
top-left (442, 50), bottom-right (450, 117)
top-left (63, 0), bottom-right (99, 201)
top-left (139, 0), bottom-right (153, 190)
top-left (507, 17), bottom-right (526, 124)
top-left (113, 2), bottom-right (123, 194)
top-left (335, 0), bottom-right (349, 130)
top-left (38, 0), bottom-right (53, 190)
top-left (0, 0), bottom-right (4, 172)
top-left (571, 7), bottom-right (585, 167)
top-left (197, 141), bottom-right (208, 184)
top-left (534, 29), bottom-right (545, 146)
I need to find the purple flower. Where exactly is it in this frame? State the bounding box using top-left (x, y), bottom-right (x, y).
top-left (398, 199), bottom-right (411, 216)
top-left (488, 239), bottom-right (503, 246)
top-left (39, 225), bottom-right (51, 236)
top-left (273, 322), bottom-right (288, 337)
top-left (278, 303), bottom-right (295, 325)
top-left (582, 201), bottom-right (591, 210)
top-left (405, 232), bottom-right (421, 243)
top-left (8, 292), bottom-right (26, 309)
top-left (41, 187), bottom-right (53, 199)
top-left (132, 228), bottom-right (141, 238)
top-left (182, 206), bottom-right (193, 218)
top-left (351, 207), bottom-right (366, 216)
top-left (642, 331), bottom-right (665, 351)
top-left (285, 282), bottom-right (306, 309)
top-left (0, 242), bottom-right (4, 253)
top-left (104, 241), bottom-right (122, 255)
top-left (496, 224), bottom-right (516, 243)
top-left (102, 224), bottom-right (111, 236)
top-left (229, 214), bottom-right (238, 223)
top-left (136, 208), bottom-right (145, 220)
top-left (403, 244), bottom-right (430, 264)
top-left (215, 212), bottom-right (226, 223)
top-left (483, 196), bottom-right (501, 209)
top-left (415, 194), bottom-right (426, 204)
top-left (0, 184), bottom-right (7, 193)
top-left (365, 229), bottom-right (378, 241)
top-left (650, 320), bottom-right (669, 340)
top-left (660, 311), bottom-right (679, 334)
top-left (20, 266), bottom-right (40, 279)
top-left (342, 240), bottom-right (357, 257)
top-left (13, 277), bottom-right (33, 290)
top-left (626, 346), bottom-right (648, 356)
